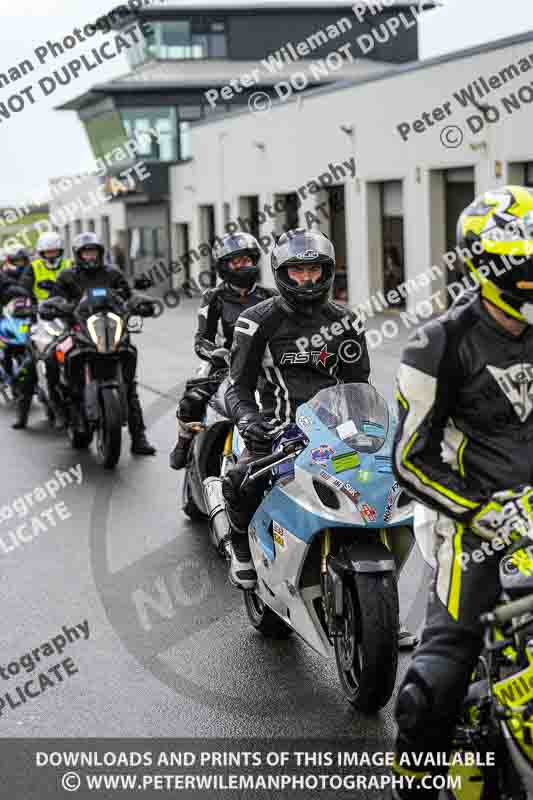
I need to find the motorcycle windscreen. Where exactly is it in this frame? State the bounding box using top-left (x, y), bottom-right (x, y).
top-left (306, 382), bottom-right (389, 453)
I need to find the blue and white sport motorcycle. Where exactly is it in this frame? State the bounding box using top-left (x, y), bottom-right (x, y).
top-left (216, 383), bottom-right (415, 712)
top-left (0, 297), bottom-right (35, 400)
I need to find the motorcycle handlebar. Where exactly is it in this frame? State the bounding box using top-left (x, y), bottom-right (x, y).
top-left (481, 533), bottom-right (533, 625)
top-left (240, 437), bottom-right (307, 488)
top-left (482, 593), bottom-right (533, 626)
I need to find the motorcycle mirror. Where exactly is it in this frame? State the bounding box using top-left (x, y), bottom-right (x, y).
top-left (133, 276), bottom-right (154, 290)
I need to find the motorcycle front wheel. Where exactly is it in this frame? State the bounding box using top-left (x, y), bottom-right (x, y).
top-left (334, 572), bottom-right (399, 713)
top-left (96, 388), bottom-right (122, 469)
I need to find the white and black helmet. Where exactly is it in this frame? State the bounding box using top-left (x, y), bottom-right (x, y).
top-left (271, 228), bottom-right (335, 310)
top-left (212, 232), bottom-right (261, 289)
top-left (37, 232), bottom-right (64, 269)
top-left (73, 232), bottom-right (105, 271)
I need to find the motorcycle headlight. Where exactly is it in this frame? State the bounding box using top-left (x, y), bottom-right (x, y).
top-left (86, 313), bottom-right (123, 353)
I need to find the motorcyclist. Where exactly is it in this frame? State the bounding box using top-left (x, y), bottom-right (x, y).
top-left (0, 252), bottom-right (35, 429)
top-left (0, 269), bottom-right (27, 307)
top-left (390, 186), bottom-right (533, 798)
top-left (169, 232), bottom-right (275, 470)
top-left (222, 228), bottom-right (371, 588)
top-left (20, 232), bottom-right (72, 301)
top-left (47, 232), bottom-right (157, 455)
top-left (3, 245), bottom-right (31, 283)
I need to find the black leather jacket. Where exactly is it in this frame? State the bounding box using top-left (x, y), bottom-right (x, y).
top-left (394, 291), bottom-right (533, 526)
top-left (194, 282), bottom-right (276, 361)
top-left (225, 295), bottom-right (370, 425)
top-left (0, 272), bottom-right (27, 306)
top-left (49, 264), bottom-right (132, 304)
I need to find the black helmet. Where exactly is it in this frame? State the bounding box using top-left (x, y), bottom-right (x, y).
top-left (212, 232), bottom-right (261, 289)
top-left (457, 185), bottom-right (533, 324)
top-left (5, 245), bottom-right (30, 279)
top-left (271, 228), bottom-right (335, 311)
top-left (73, 232), bottom-right (105, 271)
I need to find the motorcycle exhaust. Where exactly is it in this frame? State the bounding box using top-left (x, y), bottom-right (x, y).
top-left (203, 476), bottom-right (230, 556)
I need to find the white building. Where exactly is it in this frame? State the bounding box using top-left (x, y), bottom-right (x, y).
top-left (170, 30), bottom-right (533, 315)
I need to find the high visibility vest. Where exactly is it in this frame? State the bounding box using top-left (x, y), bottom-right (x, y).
top-left (31, 258), bottom-right (72, 300)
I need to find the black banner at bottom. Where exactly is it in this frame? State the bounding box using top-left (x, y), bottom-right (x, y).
top-left (0, 738), bottom-right (480, 798)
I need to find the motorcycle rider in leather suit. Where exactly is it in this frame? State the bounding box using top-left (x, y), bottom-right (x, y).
top-left (48, 232), bottom-right (157, 456)
top-left (169, 232), bottom-right (275, 470)
top-left (222, 228), bottom-right (370, 587)
top-left (390, 186), bottom-right (533, 797)
top-left (3, 246), bottom-right (31, 284)
top-left (2, 248), bottom-right (35, 428)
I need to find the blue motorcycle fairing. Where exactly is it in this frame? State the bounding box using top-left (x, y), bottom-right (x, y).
top-left (246, 397), bottom-right (412, 563)
top-left (0, 314), bottom-right (30, 346)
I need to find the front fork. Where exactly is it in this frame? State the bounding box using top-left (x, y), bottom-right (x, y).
top-left (320, 528), bottom-right (398, 641)
top-left (220, 427), bottom-right (235, 478)
top-left (320, 529), bottom-right (344, 639)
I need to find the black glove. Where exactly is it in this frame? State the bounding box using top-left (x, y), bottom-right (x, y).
top-left (136, 300), bottom-right (156, 318)
top-left (209, 347), bottom-right (229, 373)
top-left (238, 415), bottom-right (279, 450)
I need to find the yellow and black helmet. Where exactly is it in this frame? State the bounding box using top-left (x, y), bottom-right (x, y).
top-left (457, 185), bottom-right (533, 322)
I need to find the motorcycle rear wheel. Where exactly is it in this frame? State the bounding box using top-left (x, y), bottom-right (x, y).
top-left (96, 389), bottom-right (122, 469)
top-left (181, 471), bottom-right (206, 521)
top-left (244, 590), bottom-right (292, 638)
top-left (334, 572), bottom-right (399, 713)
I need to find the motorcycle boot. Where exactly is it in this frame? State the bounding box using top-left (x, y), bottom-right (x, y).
top-left (12, 392), bottom-right (32, 429)
top-left (222, 474), bottom-right (257, 589)
top-left (128, 382), bottom-right (156, 455)
top-left (227, 528), bottom-right (257, 590)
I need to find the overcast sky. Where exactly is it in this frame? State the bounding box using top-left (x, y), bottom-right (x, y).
top-left (0, 0), bottom-right (532, 207)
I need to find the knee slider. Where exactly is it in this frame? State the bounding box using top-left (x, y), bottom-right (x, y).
top-left (179, 392), bottom-right (204, 421)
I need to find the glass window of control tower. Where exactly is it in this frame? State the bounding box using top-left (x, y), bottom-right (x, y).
top-left (121, 108), bottom-right (177, 161)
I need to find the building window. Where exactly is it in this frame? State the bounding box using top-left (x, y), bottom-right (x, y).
top-left (327, 186), bottom-right (348, 303)
top-left (74, 220), bottom-right (83, 235)
top-left (137, 226), bottom-right (165, 258)
top-left (121, 108), bottom-right (177, 162)
top-left (525, 163), bottom-right (533, 186)
top-left (64, 224), bottom-right (71, 256)
top-left (381, 181), bottom-right (405, 306)
top-left (145, 20), bottom-right (227, 60)
top-left (101, 216), bottom-right (111, 250)
top-left (88, 219), bottom-right (95, 232)
top-left (83, 110), bottom-right (128, 161)
top-left (179, 121), bottom-right (191, 160)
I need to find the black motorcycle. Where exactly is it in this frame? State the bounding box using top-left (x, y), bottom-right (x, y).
top-left (37, 286), bottom-right (155, 469)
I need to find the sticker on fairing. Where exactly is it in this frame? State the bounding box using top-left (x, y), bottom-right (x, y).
top-left (341, 482), bottom-right (361, 504)
top-left (356, 470), bottom-right (373, 483)
top-left (331, 452), bottom-right (360, 473)
top-left (383, 481), bottom-right (400, 522)
top-left (310, 445), bottom-right (335, 464)
top-left (361, 422), bottom-right (385, 437)
top-left (360, 503), bottom-right (377, 522)
top-left (272, 521), bottom-right (288, 550)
